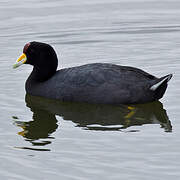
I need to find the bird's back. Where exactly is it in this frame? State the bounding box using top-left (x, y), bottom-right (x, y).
top-left (26, 63), bottom-right (161, 104)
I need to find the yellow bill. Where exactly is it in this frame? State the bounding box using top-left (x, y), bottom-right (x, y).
top-left (13, 53), bottom-right (27, 69)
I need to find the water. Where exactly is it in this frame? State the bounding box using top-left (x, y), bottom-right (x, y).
top-left (0, 0), bottom-right (180, 179)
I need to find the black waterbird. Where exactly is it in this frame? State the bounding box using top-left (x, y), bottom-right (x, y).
top-left (13, 42), bottom-right (172, 104)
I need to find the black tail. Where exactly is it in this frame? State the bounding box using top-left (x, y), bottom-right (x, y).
top-left (150, 74), bottom-right (173, 99)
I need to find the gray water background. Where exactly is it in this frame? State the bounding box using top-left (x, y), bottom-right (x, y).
top-left (0, 0), bottom-right (180, 179)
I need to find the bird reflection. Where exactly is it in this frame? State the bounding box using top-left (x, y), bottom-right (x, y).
top-left (14, 94), bottom-right (172, 149)
top-left (14, 106), bottom-right (58, 151)
top-left (15, 109), bottom-right (58, 144)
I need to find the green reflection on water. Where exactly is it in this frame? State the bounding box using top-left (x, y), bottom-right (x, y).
top-left (13, 94), bottom-right (172, 151)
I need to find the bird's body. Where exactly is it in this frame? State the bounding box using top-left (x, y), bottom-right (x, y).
top-left (14, 42), bottom-right (172, 104)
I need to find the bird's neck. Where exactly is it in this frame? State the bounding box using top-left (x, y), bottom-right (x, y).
top-left (31, 66), bottom-right (57, 82)
top-left (28, 55), bottom-right (58, 82)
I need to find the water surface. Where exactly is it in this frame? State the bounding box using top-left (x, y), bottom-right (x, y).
top-left (0, 0), bottom-right (180, 179)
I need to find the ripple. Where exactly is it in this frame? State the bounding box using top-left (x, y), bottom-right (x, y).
top-left (101, 25), bottom-right (180, 35)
